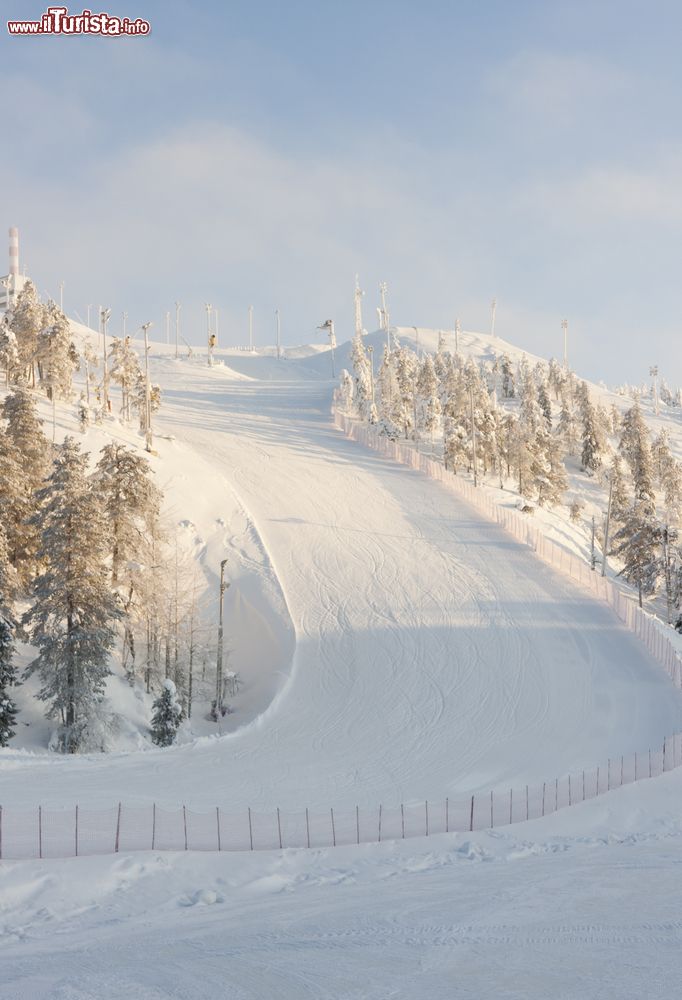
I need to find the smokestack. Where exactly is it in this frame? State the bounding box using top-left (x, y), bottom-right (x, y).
top-left (9, 227), bottom-right (18, 277)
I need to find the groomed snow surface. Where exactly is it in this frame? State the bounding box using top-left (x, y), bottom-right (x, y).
top-left (3, 336), bottom-right (682, 997)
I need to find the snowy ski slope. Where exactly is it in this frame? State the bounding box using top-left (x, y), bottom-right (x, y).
top-left (2, 342), bottom-right (681, 813)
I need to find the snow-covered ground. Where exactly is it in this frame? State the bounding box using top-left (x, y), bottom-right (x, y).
top-left (4, 331), bottom-right (682, 996)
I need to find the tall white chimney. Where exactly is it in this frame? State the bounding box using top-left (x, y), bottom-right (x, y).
top-left (9, 226), bottom-right (19, 277)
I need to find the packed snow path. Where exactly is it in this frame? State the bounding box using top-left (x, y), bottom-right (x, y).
top-left (2, 351), bottom-right (681, 811)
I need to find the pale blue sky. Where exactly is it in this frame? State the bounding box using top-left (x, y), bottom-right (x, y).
top-left (3, 0), bottom-right (682, 387)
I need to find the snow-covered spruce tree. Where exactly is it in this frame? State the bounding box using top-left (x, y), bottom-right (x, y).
top-left (0, 525), bottom-right (19, 747)
top-left (150, 678), bottom-right (183, 747)
top-left (607, 454), bottom-right (631, 538)
top-left (7, 281), bottom-right (46, 387)
top-left (35, 302), bottom-right (79, 400)
top-left (376, 347), bottom-right (400, 438)
top-left (131, 373), bottom-right (161, 436)
top-left (23, 437), bottom-right (121, 753)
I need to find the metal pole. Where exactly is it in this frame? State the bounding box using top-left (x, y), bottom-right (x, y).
top-left (248, 304), bottom-right (254, 351)
top-left (86, 304), bottom-right (91, 329)
top-left (601, 474), bottom-right (614, 577)
top-left (142, 322), bottom-right (153, 452)
top-left (275, 308), bottom-right (281, 360)
top-left (205, 302), bottom-right (212, 365)
top-left (175, 301), bottom-right (181, 359)
top-left (562, 319), bottom-right (568, 369)
top-left (470, 385), bottom-right (478, 487)
top-left (455, 317), bottom-right (461, 355)
top-left (101, 307), bottom-right (111, 413)
top-left (367, 345), bottom-right (375, 405)
top-left (215, 559), bottom-right (229, 718)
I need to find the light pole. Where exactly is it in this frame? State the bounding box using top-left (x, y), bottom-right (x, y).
top-left (379, 281), bottom-right (390, 352)
top-left (367, 345), bottom-right (375, 405)
top-left (86, 304), bottom-right (92, 330)
top-left (100, 307), bottom-right (111, 413)
top-left (490, 297), bottom-right (497, 338)
top-left (275, 308), bottom-right (281, 360)
top-left (455, 317), bottom-right (461, 355)
top-left (562, 319), bottom-right (568, 369)
top-left (649, 365), bottom-right (659, 415)
top-left (122, 311), bottom-right (128, 339)
top-left (317, 320), bottom-right (336, 377)
top-left (248, 304), bottom-right (254, 351)
top-left (174, 301), bottom-right (181, 360)
top-left (59, 281), bottom-right (64, 313)
top-left (141, 322), bottom-right (154, 452)
top-left (215, 559), bottom-right (230, 720)
top-left (205, 303), bottom-right (213, 365)
top-left (354, 276), bottom-right (364, 338)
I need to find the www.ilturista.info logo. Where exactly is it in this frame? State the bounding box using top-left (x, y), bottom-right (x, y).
top-left (7, 6), bottom-right (151, 35)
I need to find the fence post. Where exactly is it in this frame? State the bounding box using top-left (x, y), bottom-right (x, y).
top-left (331, 808), bottom-right (336, 847)
top-left (115, 802), bottom-right (121, 853)
top-left (378, 804), bottom-right (382, 843)
top-left (183, 805), bottom-right (188, 851)
top-left (248, 807), bottom-right (253, 851)
top-left (152, 803), bottom-right (156, 850)
top-left (469, 795), bottom-right (474, 832)
top-left (277, 807), bottom-right (282, 850)
top-left (216, 807), bottom-right (221, 852)
top-left (39, 805), bottom-right (42, 859)
top-left (305, 807), bottom-right (310, 849)
top-left (75, 804), bottom-right (79, 857)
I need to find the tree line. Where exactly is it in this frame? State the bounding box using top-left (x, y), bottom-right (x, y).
top-left (341, 332), bottom-right (682, 621)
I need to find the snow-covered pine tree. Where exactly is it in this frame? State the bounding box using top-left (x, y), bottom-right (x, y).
top-left (150, 678), bottom-right (183, 746)
top-left (394, 346), bottom-right (418, 439)
top-left (7, 281), bottom-right (46, 387)
top-left (350, 332), bottom-right (373, 420)
top-left (0, 524), bottom-right (18, 747)
top-left (619, 400), bottom-right (655, 503)
top-left (612, 498), bottom-right (659, 608)
top-left (2, 387), bottom-right (52, 492)
top-left (35, 302), bottom-right (79, 400)
top-left (500, 354), bottom-right (515, 398)
top-left (95, 443), bottom-right (162, 585)
top-left (415, 354), bottom-right (441, 443)
top-left (23, 437), bottom-right (121, 753)
top-left (0, 316), bottom-right (20, 384)
top-left (556, 391), bottom-right (579, 456)
top-left (109, 337), bottom-right (143, 422)
top-left (576, 381), bottom-right (605, 473)
top-left (607, 454), bottom-right (630, 532)
top-left (0, 427), bottom-right (41, 588)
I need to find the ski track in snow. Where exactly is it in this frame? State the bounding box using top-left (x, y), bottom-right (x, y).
top-left (2, 352), bottom-right (681, 813)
